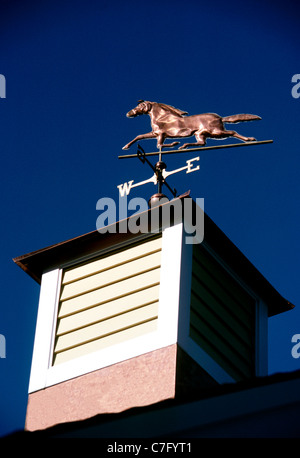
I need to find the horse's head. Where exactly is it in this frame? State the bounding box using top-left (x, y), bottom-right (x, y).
top-left (126, 100), bottom-right (152, 118)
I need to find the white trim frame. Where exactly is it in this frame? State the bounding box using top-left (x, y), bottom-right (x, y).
top-left (28, 224), bottom-right (184, 393)
top-left (176, 225), bottom-right (236, 384)
top-left (28, 269), bottom-right (62, 392)
top-left (177, 222), bottom-right (268, 382)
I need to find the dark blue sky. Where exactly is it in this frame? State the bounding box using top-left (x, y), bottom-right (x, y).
top-left (0, 0), bottom-right (299, 436)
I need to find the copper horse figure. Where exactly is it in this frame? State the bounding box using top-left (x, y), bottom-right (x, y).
top-left (123, 100), bottom-right (261, 150)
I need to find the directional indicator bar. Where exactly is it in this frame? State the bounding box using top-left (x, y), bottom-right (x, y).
top-left (117, 156), bottom-right (200, 197)
top-left (117, 175), bottom-right (157, 197)
top-left (118, 139), bottom-right (273, 159)
top-left (163, 157), bottom-right (200, 179)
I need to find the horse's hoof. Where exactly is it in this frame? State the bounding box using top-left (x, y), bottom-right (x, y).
top-left (122, 145), bottom-right (129, 150)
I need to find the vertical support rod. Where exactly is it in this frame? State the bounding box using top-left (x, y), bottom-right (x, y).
top-left (158, 148), bottom-right (162, 193)
top-left (158, 174), bottom-right (162, 194)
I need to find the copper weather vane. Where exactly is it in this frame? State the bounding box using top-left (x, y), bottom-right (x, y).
top-left (118, 100), bottom-right (273, 204)
top-left (122, 100), bottom-right (262, 151)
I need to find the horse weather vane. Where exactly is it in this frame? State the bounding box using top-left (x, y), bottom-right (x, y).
top-left (118, 100), bottom-right (273, 205)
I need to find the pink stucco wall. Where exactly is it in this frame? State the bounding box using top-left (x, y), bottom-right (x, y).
top-left (25, 344), bottom-right (177, 431)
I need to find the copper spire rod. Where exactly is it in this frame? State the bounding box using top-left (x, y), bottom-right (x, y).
top-left (118, 140), bottom-right (273, 159)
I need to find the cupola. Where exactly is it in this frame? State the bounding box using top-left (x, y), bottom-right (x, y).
top-left (14, 195), bottom-right (293, 432)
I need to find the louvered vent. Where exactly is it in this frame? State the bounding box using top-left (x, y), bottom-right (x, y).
top-left (53, 237), bottom-right (162, 365)
top-left (190, 244), bottom-right (256, 381)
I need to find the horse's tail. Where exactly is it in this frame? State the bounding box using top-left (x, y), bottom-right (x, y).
top-left (222, 114), bottom-right (261, 124)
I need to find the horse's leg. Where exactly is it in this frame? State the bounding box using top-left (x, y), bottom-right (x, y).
top-left (209, 128), bottom-right (256, 142)
top-left (225, 130), bottom-right (256, 142)
top-left (156, 133), bottom-right (179, 149)
top-left (178, 132), bottom-right (207, 149)
top-left (156, 133), bottom-right (166, 150)
top-left (122, 131), bottom-right (156, 150)
top-left (161, 141), bottom-right (180, 149)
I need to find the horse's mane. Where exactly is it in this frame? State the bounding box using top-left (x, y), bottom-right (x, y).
top-left (156, 102), bottom-right (188, 117)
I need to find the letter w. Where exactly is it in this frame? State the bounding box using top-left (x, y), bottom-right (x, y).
top-left (117, 180), bottom-right (134, 197)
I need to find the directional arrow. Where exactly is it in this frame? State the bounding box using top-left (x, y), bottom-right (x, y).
top-left (117, 175), bottom-right (157, 197)
top-left (117, 156), bottom-right (200, 197)
top-left (162, 156), bottom-right (200, 179)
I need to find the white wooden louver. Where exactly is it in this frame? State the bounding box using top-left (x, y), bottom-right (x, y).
top-left (53, 237), bottom-right (162, 365)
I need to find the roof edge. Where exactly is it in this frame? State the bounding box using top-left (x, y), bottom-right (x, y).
top-left (13, 195), bottom-right (295, 315)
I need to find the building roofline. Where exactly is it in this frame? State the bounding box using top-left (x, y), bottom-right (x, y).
top-left (13, 195), bottom-right (294, 316)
